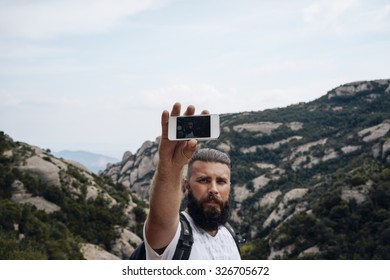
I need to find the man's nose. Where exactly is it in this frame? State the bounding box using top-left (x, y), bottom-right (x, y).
top-left (208, 180), bottom-right (218, 194)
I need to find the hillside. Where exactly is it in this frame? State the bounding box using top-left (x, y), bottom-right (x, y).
top-left (1, 78), bottom-right (389, 259)
top-left (0, 136), bottom-right (145, 259)
top-left (102, 79), bottom-right (390, 259)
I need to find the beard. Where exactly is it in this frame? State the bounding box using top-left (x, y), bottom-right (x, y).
top-left (186, 189), bottom-right (230, 232)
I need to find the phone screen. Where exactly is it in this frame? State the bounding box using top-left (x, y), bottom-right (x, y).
top-left (176, 115), bottom-right (211, 139)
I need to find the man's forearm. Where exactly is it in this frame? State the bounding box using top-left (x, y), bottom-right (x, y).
top-left (148, 166), bottom-right (184, 225)
top-left (145, 165), bottom-right (184, 250)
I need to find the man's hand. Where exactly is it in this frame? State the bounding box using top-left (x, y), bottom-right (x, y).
top-left (159, 102), bottom-right (209, 170)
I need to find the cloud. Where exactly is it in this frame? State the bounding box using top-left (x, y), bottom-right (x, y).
top-left (115, 74), bottom-right (144, 86)
top-left (0, 43), bottom-right (73, 59)
top-left (0, 89), bottom-right (22, 107)
top-left (132, 80), bottom-right (327, 116)
top-left (377, 4), bottom-right (390, 23)
top-left (248, 59), bottom-right (328, 78)
top-left (0, 0), bottom-right (167, 38)
top-left (303, 0), bottom-right (359, 33)
top-left (0, 58), bottom-right (93, 76)
top-left (138, 83), bottom-right (226, 111)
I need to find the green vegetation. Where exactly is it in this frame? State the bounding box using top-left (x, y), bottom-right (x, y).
top-left (0, 132), bottom-right (135, 259)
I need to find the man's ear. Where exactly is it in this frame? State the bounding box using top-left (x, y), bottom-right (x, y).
top-left (184, 179), bottom-right (190, 196)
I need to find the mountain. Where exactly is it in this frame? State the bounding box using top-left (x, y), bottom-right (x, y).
top-left (1, 78), bottom-right (390, 259)
top-left (0, 135), bottom-right (146, 259)
top-left (102, 79), bottom-right (390, 259)
top-left (53, 150), bottom-right (119, 174)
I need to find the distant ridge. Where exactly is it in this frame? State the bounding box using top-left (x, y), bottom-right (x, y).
top-left (53, 150), bottom-right (119, 174)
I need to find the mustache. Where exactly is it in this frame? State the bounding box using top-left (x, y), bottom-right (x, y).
top-left (205, 193), bottom-right (223, 204)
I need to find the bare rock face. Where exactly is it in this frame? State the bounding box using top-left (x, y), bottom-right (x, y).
top-left (329, 81), bottom-right (373, 99)
top-left (11, 180), bottom-right (61, 213)
top-left (111, 227), bottom-right (143, 259)
top-left (263, 188), bottom-right (309, 228)
top-left (371, 138), bottom-right (390, 162)
top-left (341, 145), bottom-right (361, 154)
top-left (383, 139), bottom-right (390, 162)
top-left (17, 145), bottom-right (70, 188)
top-left (341, 182), bottom-right (373, 204)
top-left (328, 79), bottom-right (390, 99)
top-left (80, 243), bottom-right (121, 260)
top-left (286, 139), bottom-right (340, 171)
top-left (233, 184), bottom-right (251, 204)
top-left (258, 190), bottom-right (282, 208)
top-left (101, 138), bottom-right (160, 199)
top-left (20, 155), bottom-right (62, 187)
top-left (358, 120), bottom-right (390, 142)
top-left (240, 136), bottom-right (303, 154)
top-left (233, 122), bottom-right (283, 134)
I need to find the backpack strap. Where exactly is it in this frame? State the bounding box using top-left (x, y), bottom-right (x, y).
top-left (129, 241), bottom-right (146, 260)
top-left (172, 213), bottom-right (194, 260)
top-left (224, 222), bottom-right (245, 254)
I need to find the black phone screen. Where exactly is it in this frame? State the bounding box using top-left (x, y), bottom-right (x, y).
top-left (176, 116), bottom-right (211, 139)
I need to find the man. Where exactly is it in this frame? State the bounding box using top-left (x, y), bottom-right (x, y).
top-left (184, 121), bottom-right (194, 138)
top-left (143, 102), bottom-right (240, 260)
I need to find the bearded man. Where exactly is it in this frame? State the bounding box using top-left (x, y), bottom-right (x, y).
top-left (143, 103), bottom-right (240, 260)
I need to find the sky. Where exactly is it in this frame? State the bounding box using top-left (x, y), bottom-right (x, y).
top-left (1, 0), bottom-right (389, 159)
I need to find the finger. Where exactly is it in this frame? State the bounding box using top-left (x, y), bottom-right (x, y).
top-left (170, 102), bottom-right (181, 117)
top-left (201, 109), bottom-right (210, 115)
top-left (182, 139), bottom-right (198, 160)
top-left (183, 105), bottom-right (195, 116)
top-left (161, 110), bottom-right (170, 138)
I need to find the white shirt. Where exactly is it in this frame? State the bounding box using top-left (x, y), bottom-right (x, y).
top-left (144, 211), bottom-right (241, 260)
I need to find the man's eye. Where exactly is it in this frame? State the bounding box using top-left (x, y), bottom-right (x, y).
top-left (199, 178), bottom-right (209, 183)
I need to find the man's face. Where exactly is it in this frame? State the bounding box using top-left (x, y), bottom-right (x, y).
top-left (186, 161), bottom-right (231, 231)
top-left (185, 122), bottom-right (193, 132)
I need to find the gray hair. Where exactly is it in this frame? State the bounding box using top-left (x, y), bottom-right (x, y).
top-left (187, 148), bottom-right (231, 178)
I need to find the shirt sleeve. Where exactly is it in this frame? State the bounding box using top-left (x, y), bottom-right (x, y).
top-left (143, 221), bottom-right (181, 260)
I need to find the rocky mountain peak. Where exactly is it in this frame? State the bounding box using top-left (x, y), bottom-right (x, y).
top-left (327, 79), bottom-right (390, 99)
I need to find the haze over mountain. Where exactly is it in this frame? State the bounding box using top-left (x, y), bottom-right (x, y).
top-left (53, 150), bottom-right (119, 174)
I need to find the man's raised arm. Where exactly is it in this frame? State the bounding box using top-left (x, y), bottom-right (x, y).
top-left (145, 103), bottom-right (208, 251)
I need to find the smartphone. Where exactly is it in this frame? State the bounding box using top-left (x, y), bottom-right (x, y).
top-left (168, 114), bottom-right (220, 141)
